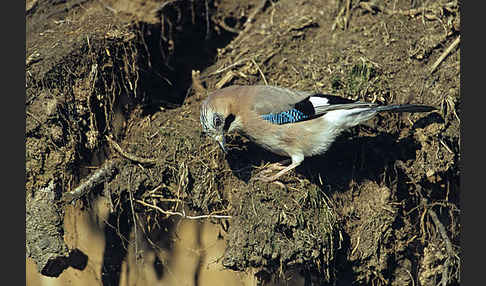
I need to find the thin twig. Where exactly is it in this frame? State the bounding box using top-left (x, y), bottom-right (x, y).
top-left (429, 36), bottom-right (460, 74)
top-left (135, 199), bottom-right (232, 220)
top-left (145, 195), bottom-right (183, 202)
top-left (208, 58), bottom-right (249, 76)
top-left (106, 135), bottom-right (157, 165)
top-left (439, 139), bottom-right (453, 154)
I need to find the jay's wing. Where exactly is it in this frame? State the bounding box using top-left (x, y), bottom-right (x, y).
top-left (249, 85), bottom-right (376, 115)
top-left (248, 85), bottom-right (377, 124)
top-left (248, 85), bottom-right (314, 115)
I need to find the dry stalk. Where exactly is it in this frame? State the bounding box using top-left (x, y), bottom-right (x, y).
top-left (429, 36), bottom-right (460, 74)
top-left (215, 71), bottom-right (237, 89)
top-left (251, 59), bottom-right (268, 85)
top-left (209, 58), bottom-right (249, 76)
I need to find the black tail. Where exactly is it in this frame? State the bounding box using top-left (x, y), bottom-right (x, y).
top-left (375, 104), bottom-right (437, 113)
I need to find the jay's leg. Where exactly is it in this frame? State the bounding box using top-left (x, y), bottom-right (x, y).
top-left (257, 159), bottom-right (292, 174)
top-left (255, 155), bottom-right (304, 182)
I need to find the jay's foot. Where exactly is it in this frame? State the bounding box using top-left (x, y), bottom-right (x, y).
top-left (254, 159), bottom-right (299, 183)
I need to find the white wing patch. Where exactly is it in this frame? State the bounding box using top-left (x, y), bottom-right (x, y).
top-left (323, 108), bottom-right (375, 128)
top-left (308, 96), bottom-right (329, 107)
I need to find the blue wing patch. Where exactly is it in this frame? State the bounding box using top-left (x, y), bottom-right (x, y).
top-left (261, 108), bottom-right (311, 124)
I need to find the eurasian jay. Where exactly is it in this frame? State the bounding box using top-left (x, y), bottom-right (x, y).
top-left (200, 85), bottom-right (436, 182)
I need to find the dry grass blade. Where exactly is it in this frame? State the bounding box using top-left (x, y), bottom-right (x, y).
top-left (251, 59), bottom-right (268, 85)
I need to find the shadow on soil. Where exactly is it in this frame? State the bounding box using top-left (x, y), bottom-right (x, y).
top-left (225, 114), bottom-right (441, 190)
top-left (135, 1), bottom-right (237, 113)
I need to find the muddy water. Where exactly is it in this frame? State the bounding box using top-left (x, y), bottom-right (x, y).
top-left (26, 197), bottom-right (257, 286)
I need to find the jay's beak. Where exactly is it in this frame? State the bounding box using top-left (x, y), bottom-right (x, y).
top-left (215, 134), bottom-right (227, 154)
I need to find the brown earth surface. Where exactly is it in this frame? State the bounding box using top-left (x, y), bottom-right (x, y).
top-left (26, 0), bottom-right (460, 285)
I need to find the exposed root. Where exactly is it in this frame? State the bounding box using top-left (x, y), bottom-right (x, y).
top-left (135, 199), bottom-right (232, 220)
top-left (106, 135), bottom-right (157, 165)
top-left (427, 207), bottom-right (459, 285)
top-left (62, 160), bottom-right (119, 203)
top-left (127, 173), bottom-right (142, 263)
top-left (215, 18), bottom-right (242, 34)
top-left (420, 198), bottom-right (460, 286)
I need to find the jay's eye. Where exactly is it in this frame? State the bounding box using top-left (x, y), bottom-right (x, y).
top-left (213, 116), bottom-right (223, 127)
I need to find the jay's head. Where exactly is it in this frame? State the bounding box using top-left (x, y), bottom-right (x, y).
top-left (199, 93), bottom-right (236, 153)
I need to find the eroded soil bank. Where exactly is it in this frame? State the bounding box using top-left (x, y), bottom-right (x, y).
top-left (26, 0), bottom-right (460, 285)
